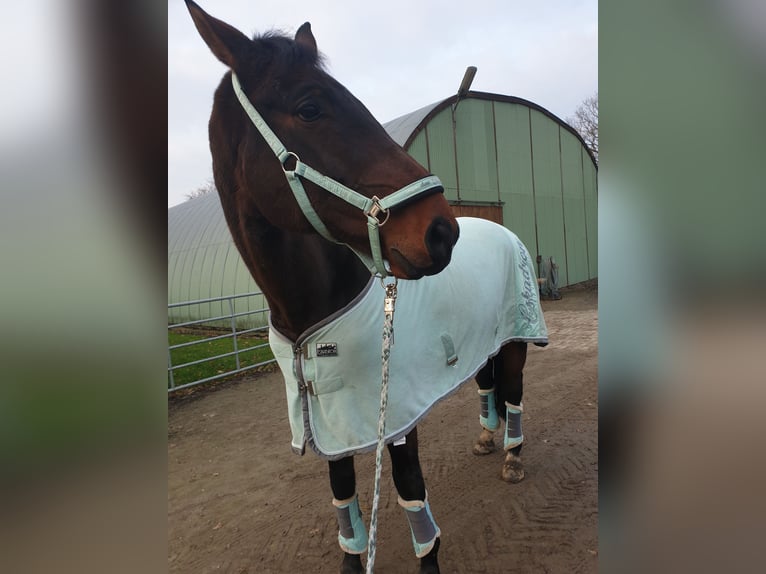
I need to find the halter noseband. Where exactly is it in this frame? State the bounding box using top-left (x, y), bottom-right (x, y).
top-left (231, 73), bottom-right (443, 277)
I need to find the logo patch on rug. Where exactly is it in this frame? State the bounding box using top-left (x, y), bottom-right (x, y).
top-left (316, 342), bottom-right (338, 357)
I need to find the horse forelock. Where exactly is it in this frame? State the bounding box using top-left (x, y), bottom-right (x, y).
top-left (249, 29), bottom-right (327, 72)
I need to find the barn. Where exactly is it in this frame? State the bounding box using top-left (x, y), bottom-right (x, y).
top-left (168, 86), bottom-right (597, 325)
top-left (385, 87), bottom-right (598, 287)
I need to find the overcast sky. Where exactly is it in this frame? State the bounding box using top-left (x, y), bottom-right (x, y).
top-left (168, 0), bottom-right (597, 207)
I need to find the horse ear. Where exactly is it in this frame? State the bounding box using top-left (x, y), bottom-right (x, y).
top-left (295, 22), bottom-right (318, 56)
top-left (184, 0), bottom-right (252, 69)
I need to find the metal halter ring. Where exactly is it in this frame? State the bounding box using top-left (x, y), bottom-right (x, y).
top-left (281, 151), bottom-right (300, 174)
top-left (366, 196), bottom-right (391, 226)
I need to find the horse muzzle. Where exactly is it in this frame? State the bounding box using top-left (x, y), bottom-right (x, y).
top-left (386, 214), bottom-right (460, 279)
top-left (425, 216), bottom-right (459, 272)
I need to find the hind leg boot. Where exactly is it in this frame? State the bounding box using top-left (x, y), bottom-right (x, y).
top-left (474, 388), bottom-right (499, 455)
top-left (478, 387), bottom-right (500, 431)
top-left (503, 401), bottom-right (524, 450)
top-left (501, 402), bottom-right (525, 483)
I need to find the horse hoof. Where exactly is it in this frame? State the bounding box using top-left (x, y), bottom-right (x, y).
top-left (472, 429), bottom-right (496, 455)
top-left (472, 439), bottom-right (496, 455)
top-left (340, 552), bottom-right (364, 574)
top-left (501, 453), bottom-right (525, 483)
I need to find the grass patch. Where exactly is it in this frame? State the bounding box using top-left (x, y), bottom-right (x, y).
top-left (168, 331), bottom-right (274, 390)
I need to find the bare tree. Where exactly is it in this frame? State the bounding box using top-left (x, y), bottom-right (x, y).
top-left (567, 92), bottom-right (598, 164)
top-left (185, 178), bottom-right (217, 201)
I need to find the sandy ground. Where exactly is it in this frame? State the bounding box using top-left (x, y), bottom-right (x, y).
top-left (168, 285), bottom-right (597, 573)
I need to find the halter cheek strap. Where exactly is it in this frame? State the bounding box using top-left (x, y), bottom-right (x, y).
top-left (231, 72), bottom-right (443, 277)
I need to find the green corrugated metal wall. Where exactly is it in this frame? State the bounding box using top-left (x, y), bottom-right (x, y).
top-left (405, 97), bottom-right (597, 287)
top-left (560, 129), bottom-right (588, 285)
top-left (422, 114), bottom-right (458, 197)
top-left (456, 100), bottom-right (499, 204)
top-left (584, 154), bottom-right (598, 279)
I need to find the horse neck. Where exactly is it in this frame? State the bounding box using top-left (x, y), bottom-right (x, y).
top-left (244, 222), bottom-right (371, 342)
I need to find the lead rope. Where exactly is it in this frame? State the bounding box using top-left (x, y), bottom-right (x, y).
top-left (366, 278), bottom-right (398, 574)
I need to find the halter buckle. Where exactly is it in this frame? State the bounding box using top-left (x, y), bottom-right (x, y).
top-left (366, 196), bottom-right (390, 226)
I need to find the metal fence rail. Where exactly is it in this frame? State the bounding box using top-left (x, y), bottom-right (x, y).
top-left (168, 292), bottom-right (275, 393)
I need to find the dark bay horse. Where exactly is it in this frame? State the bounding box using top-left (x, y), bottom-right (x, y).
top-left (185, 2), bottom-right (547, 572)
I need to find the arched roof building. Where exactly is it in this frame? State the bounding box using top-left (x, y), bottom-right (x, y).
top-left (386, 91), bottom-right (598, 287)
top-left (168, 193), bottom-right (265, 326)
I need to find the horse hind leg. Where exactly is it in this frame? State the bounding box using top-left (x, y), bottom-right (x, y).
top-left (328, 457), bottom-right (365, 574)
top-left (388, 428), bottom-right (441, 574)
top-left (501, 400), bottom-right (525, 483)
top-left (473, 359), bottom-right (500, 455)
top-left (496, 342), bottom-right (528, 484)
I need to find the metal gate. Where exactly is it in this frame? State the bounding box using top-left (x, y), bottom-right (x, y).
top-left (168, 292), bottom-right (275, 392)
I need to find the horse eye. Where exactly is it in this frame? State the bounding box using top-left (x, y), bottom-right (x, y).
top-left (296, 102), bottom-right (321, 122)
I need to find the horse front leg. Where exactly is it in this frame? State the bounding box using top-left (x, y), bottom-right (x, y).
top-left (388, 427), bottom-right (441, 574)
top-left (329, 456), bottom-right (365, 574)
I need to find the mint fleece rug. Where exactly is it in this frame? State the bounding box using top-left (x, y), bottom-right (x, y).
top-left (269, 217), bottom-right (548, 460)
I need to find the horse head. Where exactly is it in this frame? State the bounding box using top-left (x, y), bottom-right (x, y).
top-left (185, 0), bottom-right (459, 279)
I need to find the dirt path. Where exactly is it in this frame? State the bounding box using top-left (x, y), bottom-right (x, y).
top-left (168, 286), bottom-right (597, 573)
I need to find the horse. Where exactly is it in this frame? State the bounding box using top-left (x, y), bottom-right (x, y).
top-left (184, 2), bottom-right (548, 572)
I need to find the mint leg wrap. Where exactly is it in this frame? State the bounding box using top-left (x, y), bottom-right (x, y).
top-left (398, 494), bottom-right (441, 558)
top-left (504, 402), bottom-right (524, 450)
top-left (478, 387), bottom-right (500, 431)
top-left (333, 493), bottom-right (368, 555)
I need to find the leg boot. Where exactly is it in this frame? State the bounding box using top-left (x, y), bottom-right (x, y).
top-left (398, 493), bottom-right (441, 559)
top-left (333, 493), bottom-right (368, 555)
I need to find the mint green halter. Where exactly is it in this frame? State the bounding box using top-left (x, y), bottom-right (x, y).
top-left (231, 73), bottom-right (443, 277)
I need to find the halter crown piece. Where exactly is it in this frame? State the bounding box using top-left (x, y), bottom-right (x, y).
top-left (231, 73), bottom-right (444, 277)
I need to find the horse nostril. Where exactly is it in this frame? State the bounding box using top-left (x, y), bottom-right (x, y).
top-left (425, 217), bottom-right (457, 269)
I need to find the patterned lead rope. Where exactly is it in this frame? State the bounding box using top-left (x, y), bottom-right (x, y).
top-left (366, 279), bottom-right (397, 574)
